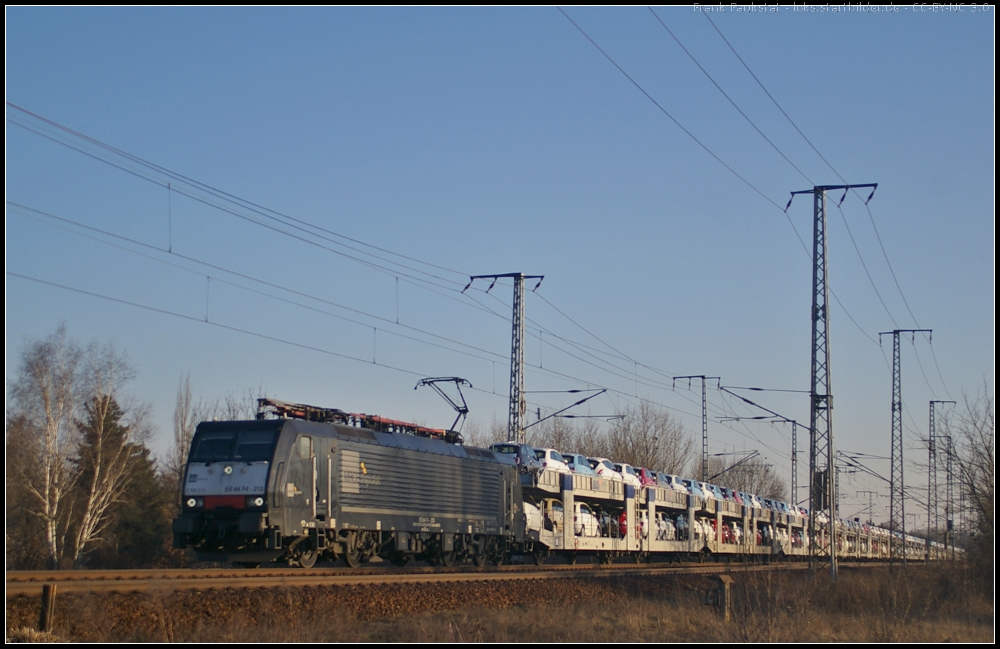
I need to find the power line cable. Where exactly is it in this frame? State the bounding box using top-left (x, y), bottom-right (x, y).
top-left (701, 11), bottom-right (842, 184)
top-left (560, 9), bottom-right (883, 348)
top-left (7, 115), bottom-right (465, 292)
top-left (12, 202), bottom-right (696, 415)
top-left (647, 7), bottom-right (814, 185)
top-left (7, 202), bottom-right (512, 365)
top-left (534, 292), bottom-right (679, 381)
top-left (7, 111), bottom-right (532, 338)
top-left (6, 271), bottom-right (606, 420)
top-left (832, 201), bottom-right (900, 329)
top-left (861, 202), bottom-right (922, 329)
top-left (927, 338), bottom-right (953, 400)
top-left (12, 195), bottom-right (706, 419)
top-left (13, 252), bottom-right (772, 450)
top-left (558, 8), bottom-right (795, 218)
top-left (7, 102), bottom-right (471, 286)
top-left (910, 334), bottom-right (939, 400)
top-left (6, 107), bottom-right (531, 334)
top-left (702, 14), bottom-right (923, 336)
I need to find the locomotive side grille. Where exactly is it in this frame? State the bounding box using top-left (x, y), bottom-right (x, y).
top-left (335, 441), bottom-right (504, 519)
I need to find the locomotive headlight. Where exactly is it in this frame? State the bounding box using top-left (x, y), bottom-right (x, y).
top-left (224, 465), bottom-right (233, 475)
top-left (186, 497), bottom-right (197, 508)
top-left (185, 497), bottom-right (204, 508)
top-left (246, 496), bottom-right (265, 507)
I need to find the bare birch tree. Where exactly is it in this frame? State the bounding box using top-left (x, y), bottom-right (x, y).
top-left (8, 325), bottom-right (83, 568)
top-left (9, 329), bottom-right (150, 567)
top-left (67, 343), bottom-right (149, 565)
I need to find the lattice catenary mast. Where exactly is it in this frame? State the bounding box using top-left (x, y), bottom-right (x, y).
top-left (928, 399), bottom-right (954, 557)
top-left (788, 183), bottom-right (876, 583)
top-left (464, 273), bottom-right (543, 444)
top-left (673, 375), bottom-right (719, 481)
top-left (879, 328), bottom-right (931, 566)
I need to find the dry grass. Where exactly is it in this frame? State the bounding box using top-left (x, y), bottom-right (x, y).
top-left (6, 564), bottom-right (993, 642)
top-left (726, 563), bottom-right (993, 643)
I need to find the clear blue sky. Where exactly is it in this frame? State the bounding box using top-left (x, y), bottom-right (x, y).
top-left (6, 6), bottom-right (994, 523)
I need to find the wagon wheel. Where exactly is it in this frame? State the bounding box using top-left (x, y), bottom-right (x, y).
top-left (389, 553), bottom-right (411, 567)
top-left (440, 550), bottom-right (458, 567)
top-left (472, 551), bottom-right (487, 567)
top-left (533, 549), bottom-right (548, 565)
top-left (566, 552), bottom-right (578, 565)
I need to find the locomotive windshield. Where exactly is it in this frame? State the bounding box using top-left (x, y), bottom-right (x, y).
top-left (190, 429), bottom-right (278, 462)
top-left (491, 444), bottom-right (520, 455)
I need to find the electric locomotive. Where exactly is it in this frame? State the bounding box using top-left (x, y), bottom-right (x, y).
top-left (173, 398), bottom-right (527, 567)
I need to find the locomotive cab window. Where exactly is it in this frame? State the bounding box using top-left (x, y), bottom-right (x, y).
top-left (235, 430), bottom-right (278, 461)
top-left (191, 429), bottom-right (278, 462)
top-left (298, 435), bottom-right (313, 459)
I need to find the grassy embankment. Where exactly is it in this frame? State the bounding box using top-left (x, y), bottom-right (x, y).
top-left (6, 563), bottom-right (993, 642)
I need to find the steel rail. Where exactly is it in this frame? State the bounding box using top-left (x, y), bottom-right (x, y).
top-left (7, 561), bottom-right (820, 596)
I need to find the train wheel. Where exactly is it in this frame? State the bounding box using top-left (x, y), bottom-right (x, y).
top-left (566, 552), bottom-right (578, 565)
top-left (343, 548), bottom-right (363, 568)
top-left (440, 550), bottom-right (458, 567)
top-left (341, 532), bottom-right (363, 568)
top-left (298, 548), bottom-right (318, 569)
top-left (480, 537), bottom-right (504, 566)
top-left (533, 549), bottom-right (548, 565)
top-left (472, 552), bottom-right (487, 567)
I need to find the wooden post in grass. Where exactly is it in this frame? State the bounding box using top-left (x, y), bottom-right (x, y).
top-left (715, 575), bottom-right (734, 622)
top-left (39, 584), bottom-right (57, 632)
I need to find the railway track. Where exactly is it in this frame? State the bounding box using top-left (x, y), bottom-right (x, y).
top-left (7, 560), bottom-right (817, 596)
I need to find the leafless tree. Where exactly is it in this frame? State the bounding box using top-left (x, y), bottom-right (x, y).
top-left (707, 456), bottom-right (787, 500)
top-left (575, 418), bottom-right (609, 459)
top-left (217, 385), bottom-right (267, 420)
top-left (949, 384), bottom-right (994, 576)
top-left (8, 328), bottom-right (152, 567)
top-left (526, 416), bottom-right (578, 452)
top-left (606, 402), bottom-right (694, 473)
top-left (166, 374), bottom-right (198, 488)
top-left (8, 325), bottom-right (83, 568)
top-left (462, 416), bottom-right (508, 448)
top-left (67, 343), bottom-right (150, 565)
top-left (5, 413), bottom-right (48, 568)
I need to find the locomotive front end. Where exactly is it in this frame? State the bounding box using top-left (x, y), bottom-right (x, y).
top-left (172, 420), bottom-right (283, 561)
